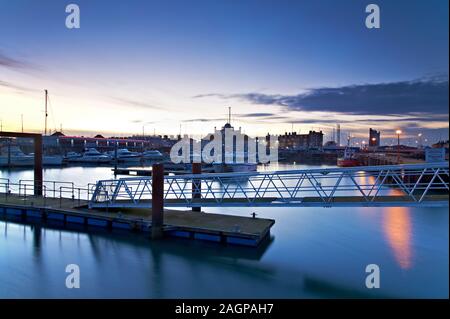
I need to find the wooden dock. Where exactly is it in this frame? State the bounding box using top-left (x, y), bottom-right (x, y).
top-left (355, 153), bottom-right (426, 166)
top-left (0, 194), bottom-right (274, 247)
top-left (113, 165), bottom-right (215, 176)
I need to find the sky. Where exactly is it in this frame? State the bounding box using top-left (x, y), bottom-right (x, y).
top-left (0, 0), bottom-right (448, 146)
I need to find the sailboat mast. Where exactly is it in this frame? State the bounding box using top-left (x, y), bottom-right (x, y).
top-left (44, 89), bottom-right (48, 136)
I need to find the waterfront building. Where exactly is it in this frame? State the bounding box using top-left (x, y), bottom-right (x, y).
top-left (277, 131), bottom-right (324, 150)
top-left (40, 132), bottom-right (177, 154)
top-left (369, 128), bottom-right (381, 147)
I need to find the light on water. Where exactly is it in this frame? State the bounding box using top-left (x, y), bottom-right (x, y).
top-left (0, 164), bottom-right (448, 298)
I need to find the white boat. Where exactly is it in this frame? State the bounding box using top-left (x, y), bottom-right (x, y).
top-left (213, 163), bottom-right (257, 173)
top-left (110, 148), bottom-right (141, 162)
top-left (64, 151), bottom-right (82, 161)
top-left (69, 148), bottom-right (111, 163)
top-left (0, 146), bottom-right (34, 167)
top-left (142, 150), bottom-right (164, 160)
top-left (0, 146), bottom-right (63, 166)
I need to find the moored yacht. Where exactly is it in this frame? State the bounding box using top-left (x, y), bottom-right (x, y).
top-left (142, 150), bottom-right (164, 161)
top-left (69, 148), bottom-right (111, 163)
top-left (110, 148), bottom-right (141, 162)
top-left (0, 146), bottom-right (34, 167)
top-left (64, 151), bottom-right (82, 161)
top-left (213, 162), bottom-right (257, 173)
top-left (0, 146), bottom-right (63, 166)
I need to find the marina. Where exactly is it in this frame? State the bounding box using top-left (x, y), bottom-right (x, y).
top-left (0, 0), bottom-right (448, 301)
top-left (0, 162), bottom-right (448, 298)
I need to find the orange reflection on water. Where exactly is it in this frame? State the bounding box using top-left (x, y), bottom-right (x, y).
top-left (382, 207), bottom-right (413, 269)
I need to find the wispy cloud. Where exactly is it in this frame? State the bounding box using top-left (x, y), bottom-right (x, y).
top-left (130, 119), bottom-right (158, 124)
top-left (0, 80), bottom-right (38, 93)
top-left (0, 51), bottom-right (35, 70)
top-left (111, 97), bottom-right (165, 110)
top-left (196, 76), bottom-right (449, 117)
top-left (182, 118), bottom-right (224, 123)
top-left (237, 112), bottom-right (277, 118)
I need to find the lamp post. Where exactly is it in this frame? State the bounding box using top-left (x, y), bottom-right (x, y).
top-left (396, 130), bottom-right (402, 163)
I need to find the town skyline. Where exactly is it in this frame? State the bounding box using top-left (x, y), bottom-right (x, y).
top-left (0, 0), bottom-right (448, 145)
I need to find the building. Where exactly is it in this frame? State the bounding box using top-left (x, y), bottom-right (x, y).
top-left (39, 132), bottom-right (178, 154)
top-left (369, 128), bottom-right (380, 147)
top-left (277, 131), bottom-right (324, 150)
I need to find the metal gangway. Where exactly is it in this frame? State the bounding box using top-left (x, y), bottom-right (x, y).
top-left (89, 163), bottom-right (449, 209)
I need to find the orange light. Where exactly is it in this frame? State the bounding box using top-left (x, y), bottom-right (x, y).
top-left (382, 207), bottom-right (413, 269)
top-left (396, 130), bottom-right (402, 135)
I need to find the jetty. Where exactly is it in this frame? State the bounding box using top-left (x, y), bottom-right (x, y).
top-left (0, 193), bottom-right (274, 247)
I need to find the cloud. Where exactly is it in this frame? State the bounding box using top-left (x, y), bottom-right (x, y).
top-left (237, 112), bottom-right (277, 118)
top-left (182, 118), bottom-right (224, 123)
top-left (0, 51), bottom-right (35, 70)
top-left (192, 93), bottom-right (228, 99)
top-left (130, 119), bottom-right (157, 124)
top-left (0, 80), bottom-right (38, 93)
top-left (360, 115), bottom-right (449, 123)
top-left (197, 76), bottom-right (449, 117)
top-left (111, 97), bottom-right (165, 110)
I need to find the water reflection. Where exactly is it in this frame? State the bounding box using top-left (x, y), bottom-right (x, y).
top-left (382, 207), bottom-right (413, 269)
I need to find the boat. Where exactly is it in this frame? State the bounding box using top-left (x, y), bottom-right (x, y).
top-left (0, 146), bottom-right (63, 166)
top-left (0, 145), bottom-right (34, 167)
top-left (213, 162), bottom-right (257, 173)
top-left (64, 151), bottom-right (82, 161)
top-left (110, 148), bottom-right (141, 162)
top-left (337, 148), bottom-right (360, 167)
top-left (141, 150), bottom-right (164, 161)
top-left (69, 148), bottom-right (111, 163)
top-left (337, 157), bottom-right (360, 167)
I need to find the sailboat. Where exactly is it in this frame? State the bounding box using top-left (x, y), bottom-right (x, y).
top-left (41, 90), bottom-right (63, 165)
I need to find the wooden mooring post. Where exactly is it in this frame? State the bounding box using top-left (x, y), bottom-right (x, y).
top-left (0, 132), bottom-right (43, 196)
top-left (192, 163), bottom-right (201, 212)
top-left (151, 163), bottom-right (164, 239)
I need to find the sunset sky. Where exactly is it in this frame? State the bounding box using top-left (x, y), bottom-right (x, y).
top-left (0, 0), bottom-right (448, 145)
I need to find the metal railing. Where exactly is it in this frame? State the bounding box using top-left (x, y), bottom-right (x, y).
top-left (89, 163), bottom-right (449, 208)
top-left (0, 178), bottom-right (96, 208)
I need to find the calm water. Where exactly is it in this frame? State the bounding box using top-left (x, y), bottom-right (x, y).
top-left (0, 164), bottom-right (448, 298)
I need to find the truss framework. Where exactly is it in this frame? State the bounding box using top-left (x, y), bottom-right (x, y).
top-left (89, 163), bottom-right (449, 208)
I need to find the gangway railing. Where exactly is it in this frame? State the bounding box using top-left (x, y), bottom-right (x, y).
top-left (0, 178), bottom-right (97, 207)
top-left (89, 163), bottom-right (449, 208)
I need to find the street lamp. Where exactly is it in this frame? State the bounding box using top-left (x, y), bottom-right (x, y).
top-left (371, 137), bottom-right (377, 148)
top-left (395, 130), bottom-right (402, 163)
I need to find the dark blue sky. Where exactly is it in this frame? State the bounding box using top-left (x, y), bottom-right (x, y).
top-left (0, 0), bottom-right (448, 143)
